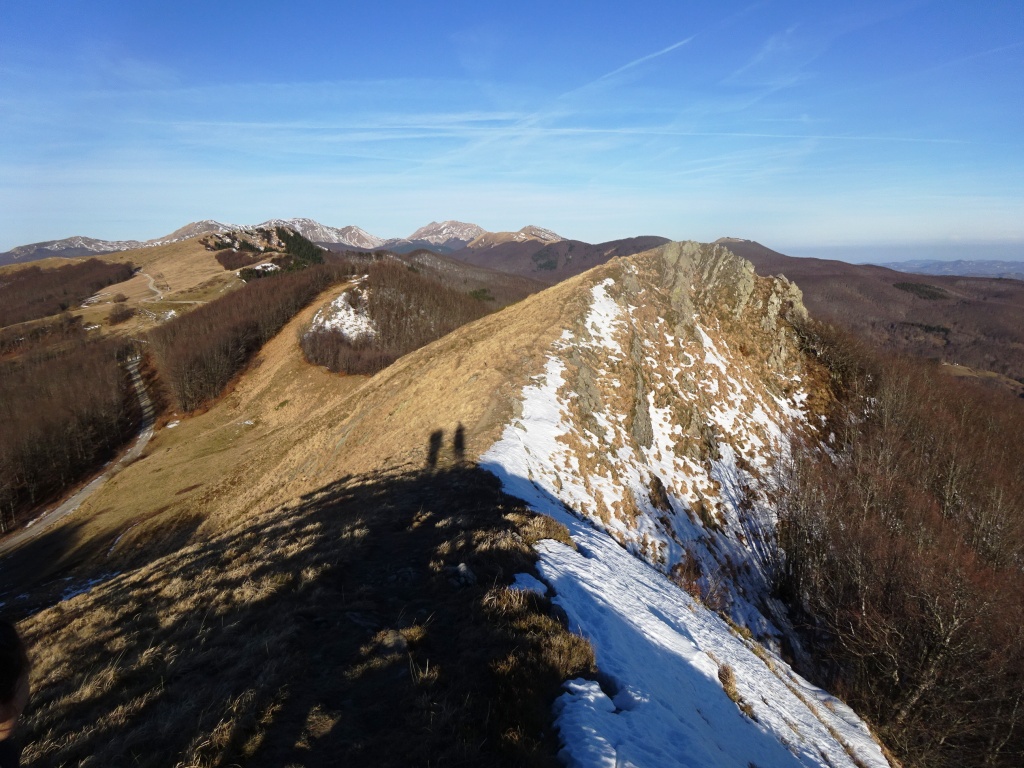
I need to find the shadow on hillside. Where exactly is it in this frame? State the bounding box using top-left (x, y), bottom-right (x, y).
top-left (19, 453), bottom-right (594, 768)
top-left (0, 521), bottom-right (112, 616)
top-left (0, 512), bottom-right (205, 622)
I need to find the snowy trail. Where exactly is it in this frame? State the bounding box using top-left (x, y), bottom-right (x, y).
top-left (0, 356), bottom-right (155, 557)
top-left (480, 459), bottom-right (889, 768)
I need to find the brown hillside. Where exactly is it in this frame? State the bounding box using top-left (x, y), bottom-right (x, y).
top-left (4, 241), bottom-right (899, 767)
top-left (450, 235), bottom-right (671, 284)
top-left (4, 261), bottom-right (609, 767)
top-left (0, 238), bottom-right (244, 337)
top-left (721, 239), bottom-right (1024, 394)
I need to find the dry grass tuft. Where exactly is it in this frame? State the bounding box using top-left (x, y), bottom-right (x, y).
top-left (718, 662), bottom-right (757, 721)
top-left (17, 465), bottom-right (593, 767)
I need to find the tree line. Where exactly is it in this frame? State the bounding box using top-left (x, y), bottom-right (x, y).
top-left (776, 321), bottom-right (1024, 767)
top-left (214, 249), bottom-right (263, 271)
top-left (0, 259), bottom-right (135, 327)
top-left (300, 260), bottom-right (495, 375)
top-left (149, 264), bottom-right (350, 411)
top-left (0, 332), bottom-right (139, 531)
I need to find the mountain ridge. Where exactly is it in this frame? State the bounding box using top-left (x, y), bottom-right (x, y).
top-left (718, 238), bottom-right (1024, 393)
top-left (1, 218), bottom-right (541, 264)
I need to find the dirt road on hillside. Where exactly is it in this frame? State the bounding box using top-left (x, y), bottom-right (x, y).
top-left (0, 356), bottom-right (156, 557)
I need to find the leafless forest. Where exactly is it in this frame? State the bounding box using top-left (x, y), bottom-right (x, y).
top-left (149, 264), bottom-right (350, 411)
top-left (0, 327), bottom-right (138, 531)
top-left (778, 322), bottom-right (1024, 767)
top-left (300, 260), bottom-right (497, 375)
top-left (0, 259), bottom-right (135, 328)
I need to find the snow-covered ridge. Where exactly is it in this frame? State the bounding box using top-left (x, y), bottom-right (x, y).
top-left (252, 219), bottom-right (386, 250)
top-left (517, 224), bottom-right (562, 243)
top-left (480, 242), bottom-right (890, 766)
top-left (467, 224), bottom-right (566, 248)
top-left (2, 219), bottom-right (556, 261)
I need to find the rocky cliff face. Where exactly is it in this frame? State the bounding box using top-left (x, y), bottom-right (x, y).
top-left (484, 241), bottom-right (818, 639)
top-left (478, 242), bottom-right (888, 766)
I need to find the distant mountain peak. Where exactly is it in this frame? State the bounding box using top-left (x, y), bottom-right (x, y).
top-left (516, 225), bottom-right (562, 243)
top-left (407, 220), bottom-right (486, 244)
top-left (253, 218), bottom-right (385, 249)
top-left (150, 220), bottom-right (236, 245)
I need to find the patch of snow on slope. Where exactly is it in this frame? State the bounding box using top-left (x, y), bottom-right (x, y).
top-left (309, 285), bottom-right (376, 342)
top-left (539, 511), bottom-right (888, 768)
top-left (494, 275), bottom-right (808, 637)
top-left (583, 279), bottom-right (624, 356)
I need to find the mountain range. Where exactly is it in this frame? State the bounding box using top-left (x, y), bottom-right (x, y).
top-left (0, 219), bottom-right (563, 264)
top-left (877, 258), bottom-right (1024, 280)
top-left (3, 228), bottom-right (1022, 764)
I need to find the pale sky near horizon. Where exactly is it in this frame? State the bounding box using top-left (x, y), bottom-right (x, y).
top-left (1, 0), bottom-right (1022, 257)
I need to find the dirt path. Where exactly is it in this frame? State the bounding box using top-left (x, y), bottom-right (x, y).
top-left (141, 271), bottom-right (163, 302)
top-left (0, 356), bottom-right (156, 557)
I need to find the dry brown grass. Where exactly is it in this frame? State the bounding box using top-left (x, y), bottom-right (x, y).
top-left (4, 238), bottom-right (244, 339)
top-left (18, 466), bottom-right (594, 767)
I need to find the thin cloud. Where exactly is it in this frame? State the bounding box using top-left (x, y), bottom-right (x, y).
top-left (596, 35), bottom-right (697, 82)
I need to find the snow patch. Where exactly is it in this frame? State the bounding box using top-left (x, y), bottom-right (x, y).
top-left (479, 270), bottom-right (888, 767)
top-left (511, 573), bottom-right (549, 596)
top-left (308, 286), bottom-right (377, 342)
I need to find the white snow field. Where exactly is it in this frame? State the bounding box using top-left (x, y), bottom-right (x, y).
top-left (307, 282), bottom-right (376, 342)
top-left (480, 268), bottom-right (890, 768)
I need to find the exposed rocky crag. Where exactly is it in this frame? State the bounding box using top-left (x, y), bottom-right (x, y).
top-left (485, 241), bottom-right (816, 636)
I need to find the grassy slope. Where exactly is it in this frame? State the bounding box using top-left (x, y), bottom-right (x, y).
top-left (19, 467), bottom-right (592, 767)
top-left (0, 284), bottom-right (366, 608)
top-left (1, 244), bottom-right (562, 601)
top-left (8, 267), bottom-right (607, 765)
top-left (0, 238), bottom-right (244, 337)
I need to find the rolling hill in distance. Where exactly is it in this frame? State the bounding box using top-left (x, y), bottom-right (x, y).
top-left (719, 238), bottom-right (1024, 395)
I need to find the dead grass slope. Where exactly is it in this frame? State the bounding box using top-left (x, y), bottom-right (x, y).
top-left (18, 467), bottom-right (592, 767)
top-left (0, 284), bottom-right (365, 610)
top-left (0, 238), bottom-right (242, 338)
top-left (9, 270), bottom-right (602, 763)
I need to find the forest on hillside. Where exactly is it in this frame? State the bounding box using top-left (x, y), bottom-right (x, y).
top-left (0, 259), bottom-right (135, 328)
top-left (777, 322), bottom-right (1024, 767)
top-left (149, 263), bottom-right (354, 412)
top-left (300, 260), bottom-right (500, 375)
top-left (0, 323), bottom-right (139, 531)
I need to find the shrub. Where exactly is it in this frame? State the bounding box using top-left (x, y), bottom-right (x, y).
top-left (108, 305), bottom-right (136, 325)
top-left (215, 250), bottom-right (262, 271)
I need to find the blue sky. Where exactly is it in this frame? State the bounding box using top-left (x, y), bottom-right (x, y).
top-left (1, 0), bottom-right (1022, 257)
